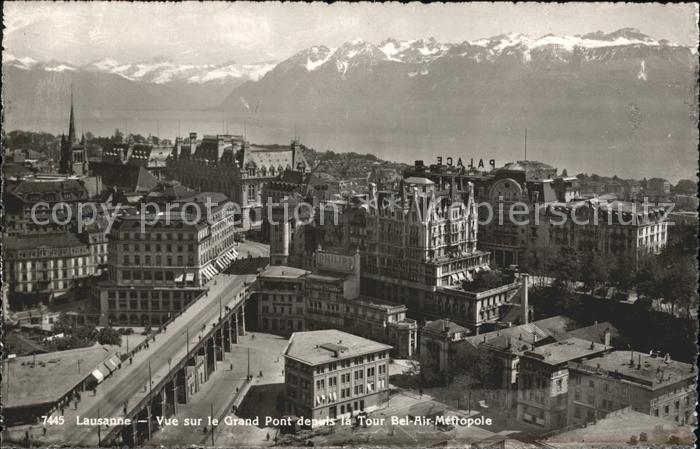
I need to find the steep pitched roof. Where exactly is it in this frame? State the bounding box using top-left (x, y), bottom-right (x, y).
top-left (90, 161), bottom-right (159, 192)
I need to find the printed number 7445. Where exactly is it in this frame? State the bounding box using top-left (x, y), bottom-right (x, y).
top-left (42, 416), bottom-right (65, 425)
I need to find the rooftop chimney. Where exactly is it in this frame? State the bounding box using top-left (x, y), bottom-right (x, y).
top-left (521, 273), bottom-right (529, 324)
top-left (603, 328), bottom-right (611, 347)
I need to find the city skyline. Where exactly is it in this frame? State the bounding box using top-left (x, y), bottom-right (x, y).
top-left (4, 2), bottom-right (698, 65)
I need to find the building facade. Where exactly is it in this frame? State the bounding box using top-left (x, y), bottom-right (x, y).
top-left (4, 233), bottom-right (105, 300)
top-left (528, 200), bottom-right (669, 269)
top-left (255, 250), bottom-right (417, 357)
top-left (516, 338), bottom-right (611, 431)
top-left (166, 134), bottom-right (308, 228)
top-left (98, 192), bottom-right (238, 326)
top-left (284, 330), bottom-right (392, 423)
top-left (568, 351), bottom-right (696, 426)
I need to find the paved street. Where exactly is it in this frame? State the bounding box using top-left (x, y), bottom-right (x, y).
top-left (148, 331), bottom-right (289, 447)
top-left (236, 240), bottom-right (270, 259)
top-left (211, 332), bottom-right (289, 447)
top-left (4, 272), bottom-right (253, 447)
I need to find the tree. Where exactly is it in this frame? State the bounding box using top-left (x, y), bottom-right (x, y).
top-left (97, 327), bottom-right (123, 346)
top-left (580, 251), bottom-right (610, 293)
top-left (113, 128), bottom-right (124, 141)
top-left (53, 312), bottom-right (74, 334)
top-left (518, 250), bottom-right (540, 275)
top-left (610, 254), bottom-right (635, 291)
top-left (673, 179), bottom-right (696, 195)
top-left (549, 248), bottom-right (580, 291)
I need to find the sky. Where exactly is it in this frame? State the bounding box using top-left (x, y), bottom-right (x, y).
top-left (4, 2), bottom-right (698, 65)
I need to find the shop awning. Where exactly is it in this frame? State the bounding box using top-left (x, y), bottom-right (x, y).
top-left (185, 273), bottom-right (195, 282)
top-left (103, 359), bottom-right (117, 373)
top-left (108, 355), bottom-right (121, 368)
top-left (175, 274), bottom-right (184, 283)
top-left (91, 369), bottom-right (105, 384)
top-left (97, 365), bottom-right (111, 378)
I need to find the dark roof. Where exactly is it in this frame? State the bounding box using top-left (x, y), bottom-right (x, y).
top-left (91, 161), bottom-right (159, 192)
top-left (4, 233), bottom-right (87, 251)
top-left (423, 319), bottom-right (469, 336)
top-left (3, 162), bottom-right (35, 178)
top-left (6, 178), bottom-right (88, 204)
top-left (144, 180), bottom-right (195, 201)
top-left (564, 322), bottom-right (620, 345)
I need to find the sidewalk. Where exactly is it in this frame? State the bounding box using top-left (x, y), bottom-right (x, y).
top-left (150, 332), bottom-right (289, 447)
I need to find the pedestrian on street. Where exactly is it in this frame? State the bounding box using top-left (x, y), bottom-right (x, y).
top-left (230, 363), bottom-right (233, 370)
top-left (43, 426), bottom-right (47, 436)
top-left (259, 370), bottom-right (263, 377)
top-left (266, 433), bottom-right (270, 441)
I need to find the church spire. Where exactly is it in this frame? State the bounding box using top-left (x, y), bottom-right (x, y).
top-left (68, 85), bottom-right (76, 143)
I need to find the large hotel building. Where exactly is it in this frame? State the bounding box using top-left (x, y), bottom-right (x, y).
top-left (98, 189), bottom-right (238, 326)
top-left (405, 160), bottom-right (668, 269)
top-left (165, 133), bottom-right (309, 228)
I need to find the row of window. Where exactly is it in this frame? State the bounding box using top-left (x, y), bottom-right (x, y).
top-left (106, 289), bottom-right (197, 300)
top-left (121, 254), bottom-right (195, 266)
top-left (119, 231), bottom-right (195, 241)
top-left (107, 298), bottom-right (184, 311)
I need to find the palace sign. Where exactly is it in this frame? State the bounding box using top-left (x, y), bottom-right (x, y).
top-left (436, 157), bottom-right (496, 169)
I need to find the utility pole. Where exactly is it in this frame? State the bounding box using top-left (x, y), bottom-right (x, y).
top-left (5, 359), bottom-right (10, 403)
top-left (186, 327), bottom-right (190, 354)
top-left (247, 347), bottom-right (250, 380)
top-left (97, 407), bottom-right (102, 446)
top-left (210, 402), bottom-right (215, 445)
top-left (78, 360), bottom-right (81, 374)
top-left (524, 128), bottom-right (528, 161)
top-left (149, 360), bottom-right (152, 394)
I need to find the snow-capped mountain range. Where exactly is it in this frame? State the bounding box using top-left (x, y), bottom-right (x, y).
top-left (2, 28), bottom-right (695, 115)
top-left (4, 54), bottom-right (276, 84)
top-left (272, 28), bottom-right (688, 77)
top-left (5, 28), bottom-right (688, 85)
